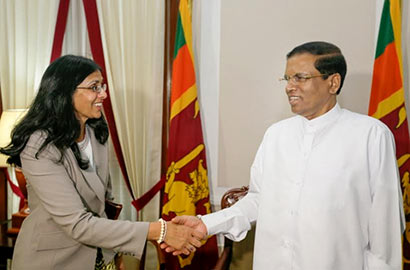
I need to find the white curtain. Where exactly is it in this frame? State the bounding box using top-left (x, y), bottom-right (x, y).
top-left (0, 0), bottom-right (58, 109)
top-left (0, 0), bottom-right (59, 219)
top-left (97, 0), bottom-right (164, 222)
top-left (62, 0), bottom-right (136, 222)
top-left (97, 2), bottom-right (164, 268)
top-left (62, 0), bottom-right (91, 58)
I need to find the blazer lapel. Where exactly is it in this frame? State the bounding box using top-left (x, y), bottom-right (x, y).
top-left (78, 168), bottom-right (105, 204)
top-left (88, 127), bottom-right (108, 189)
top-left (68, 127), bottom-right (108, 210)
top-left (64, 147), bottom-right (105, 214)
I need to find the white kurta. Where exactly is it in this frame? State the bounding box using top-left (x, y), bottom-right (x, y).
top-left (203, 104), bottom-right (405, 270)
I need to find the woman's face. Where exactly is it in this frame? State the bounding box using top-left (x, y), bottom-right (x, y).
top-left (72, 70), bottom-right (107, 125)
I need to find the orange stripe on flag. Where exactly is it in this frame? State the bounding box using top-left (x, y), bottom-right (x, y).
top-left (170, 44), bottom-right (196, 107)
top-left (368, 42), bottom-right (402, 116)
top-left (170, 85), bottom-right (197, 121)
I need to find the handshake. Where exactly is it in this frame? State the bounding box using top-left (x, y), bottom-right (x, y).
top-left (148, 215), bottom-right (207, 256)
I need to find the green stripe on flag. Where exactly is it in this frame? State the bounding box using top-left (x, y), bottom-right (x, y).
top-left (173, 13), bottom-right (186, 59)
top-left (375, 0), bottom-right (395, 58)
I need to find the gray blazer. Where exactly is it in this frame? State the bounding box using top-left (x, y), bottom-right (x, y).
top-left (12, 129), bottom-right (148, 270)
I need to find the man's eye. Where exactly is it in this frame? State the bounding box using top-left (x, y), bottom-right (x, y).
top-left (294, 74), bottom-right (303, 80)
top-left (91, 85), bottom-right (98, 91)
top-left (294, 74), bottom-right (307, 82)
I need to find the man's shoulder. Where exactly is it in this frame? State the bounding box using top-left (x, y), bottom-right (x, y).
top-left (340, 108), bottom-right (393, 137)
top-left (341, 109), bottom-right (389, 127)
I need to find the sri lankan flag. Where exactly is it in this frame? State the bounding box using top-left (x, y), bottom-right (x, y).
top-left (160, 0), bottom-right (218, 268)
top-left (369, 0), bottom-right (410, 266)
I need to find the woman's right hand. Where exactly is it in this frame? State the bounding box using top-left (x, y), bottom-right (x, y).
top-left (163, 221), bottom-right (205, 255)
top-left (147, 221), bottom-right (205, 255)
top-left (160, 215), bottom-right (208, 255)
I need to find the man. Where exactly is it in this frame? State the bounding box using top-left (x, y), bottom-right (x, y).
top-left (166, 41), bottom-right (405, 269)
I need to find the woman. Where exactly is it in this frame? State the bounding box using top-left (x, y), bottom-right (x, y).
top-left (0, 55), bottom-right (203, 270)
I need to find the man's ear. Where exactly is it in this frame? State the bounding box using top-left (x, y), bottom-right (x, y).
top-left (329, 73), bottom-right (341, 94)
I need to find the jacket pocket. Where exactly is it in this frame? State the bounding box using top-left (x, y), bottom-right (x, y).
top-left (36, 231), bottom-right (79, 251)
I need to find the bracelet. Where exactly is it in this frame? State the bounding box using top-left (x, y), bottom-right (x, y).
top-left (157, 218), bottom-right (167, 244)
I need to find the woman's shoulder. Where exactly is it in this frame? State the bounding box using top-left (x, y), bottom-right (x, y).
top-left (22, 130), bottom-right (60, 159)
top-left (26, 130), bottom-right (48, 148)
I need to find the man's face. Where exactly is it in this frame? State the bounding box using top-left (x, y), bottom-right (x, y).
top-left (284, 53), bottom-right (337, 120)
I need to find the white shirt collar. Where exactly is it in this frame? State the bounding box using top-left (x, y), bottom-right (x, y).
top-left (299, 103), bottom-right (342, 132)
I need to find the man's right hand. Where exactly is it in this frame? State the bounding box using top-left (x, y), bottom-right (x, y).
top-left (160, 215), bottom-right (208, 255)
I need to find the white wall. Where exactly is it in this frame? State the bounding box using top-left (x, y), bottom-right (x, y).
top-left (194, 0), bottom-right (224, 205)
top-left (196, 0), bottom-right (410, 204)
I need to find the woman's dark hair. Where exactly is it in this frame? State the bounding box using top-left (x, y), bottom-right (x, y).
top-left (287, 41), bottom-right (347, 94)
top-left (0, 55), bottom-right (109, 169)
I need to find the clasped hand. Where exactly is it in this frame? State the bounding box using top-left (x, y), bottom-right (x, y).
top-left (160, 216), bottom-right (207, 256)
